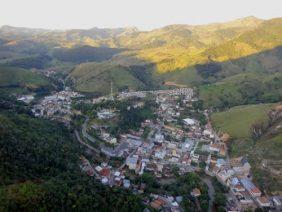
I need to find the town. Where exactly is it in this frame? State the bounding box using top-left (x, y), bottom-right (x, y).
top-left (17, 87), bottom-right (282, 212)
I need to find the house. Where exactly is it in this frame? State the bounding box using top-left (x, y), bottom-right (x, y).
top-left (191, 188), bottom-right (201, 197)
top-left (231, 157), bottom-right (251, 176)
top-left (150, 198), bottom-right (166, 210)
top-left (126, 157), bottom-right (138, 170)
top-left (101, 177), bottom-right (109, 185)
top-left (95, 166), bottom-right (103, 172)
top-left (114, 171), bottom-right (121, 177)
top-left (97, 109), bottom-right (116, 119)
top-left (203, 129), bottom-right (214, 139)
top-left (114, 177), bottom-right (122, 186)
top-left (216, 158), bottom-right (226, 168)
top-left (234, 184), bottom-right (245, 192)
top-left (273, 196), bottom-right (282, 207)
top-left (156, 163), bottom-right (164, 172)
top-left (154, 149), bottom-right (166, 159)
top-left (123, 179), bottom-right (131, 189)
top-left (240, 178), bottom-right (262, 197)
top-left (257, 196), bottom-right (271, 207)
top-left (217, 169), bottom-right (233, 184)
top-left (155, 133), bottom-right (164, 143)
top-left (210, 142), bottom-right (226, 156)
top-left (99, 168), bottom-right (111, 178)
top-left (183, 118), bottom-right (196, 126)
top-left (191, 154), bottom-right (200, 163)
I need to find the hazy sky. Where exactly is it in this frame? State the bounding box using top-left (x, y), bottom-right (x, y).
top-left (1, 0), bottom-right (281, 30)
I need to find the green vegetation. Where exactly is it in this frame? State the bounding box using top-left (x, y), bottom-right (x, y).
top-left (70, 62), bottom-right (147, 94)
top-left (118, 99), bottom-right (156, 132)
top-left (0, 96), bottom-right (144, 211)
top-left (1, 18), bottom-right (282, 103)
top-left (211, 103), bottom-right (282, 193)
top-left (135, 172), bottom-right (209, 211)
top-left (4, 55), bottom-right (52, 69)
top-left (212, 177), bottom-right (228, 209)
top-left (211, 103), bottom-right (274, 139)
top-left (53, 46), bottom-right (123, 63)
top-left (200, 72), bottom-right (282, 109)
top-left (0, 66), bottom-right (50, 88)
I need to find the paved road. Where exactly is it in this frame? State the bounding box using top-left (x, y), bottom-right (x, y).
top-left (82, 116), bottom-right (96, 143)
top-left (202, 177), bottom-right (215, 212)
top-left (75, 130), bottom-right (100, 154)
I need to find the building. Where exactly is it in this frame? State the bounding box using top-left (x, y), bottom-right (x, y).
top-left (155, 133), bottom-right (164, 143)
top-left (273, 196), bottom-right (282, 207)
top-left (123, 179), bottom-right (131, 189)
top-left (231, 157), bottom-right (251, 176)
top-left (240, 179), bottom-right (262, 197)
top-left (150, 198), bottom-right (167, 210)
top-left (126, 157), bottom-right (138, 170)
top-left (183, 118), bottom-right (196, 126)
top-left (191, 188), bottom-right (201, 197)
top-left (234, 184), bottom-right (245, 192)
top-left (257, 196), bottom-right (271, 207)
top-left (97, 110), bottom-right (116, 119)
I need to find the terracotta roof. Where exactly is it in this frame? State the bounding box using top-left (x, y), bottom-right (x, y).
top-left (250, 187), bottom-right (261, 194)
top-left (235, 184), bottom-right (245, 191)
top-left (99, 168), bottom-right (110, 177)
top-left (150, 198), bottom-right (166, 209)
top-left (191, 188), bottom-right (201, 197)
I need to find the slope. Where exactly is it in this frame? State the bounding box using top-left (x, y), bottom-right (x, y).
top-left (0, 96), bottom-right (143, 211)
top-left (211, 103), bottom-right (282, 193)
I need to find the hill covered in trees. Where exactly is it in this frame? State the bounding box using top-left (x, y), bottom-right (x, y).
top-left (0, 96), bottom-right (144, 211)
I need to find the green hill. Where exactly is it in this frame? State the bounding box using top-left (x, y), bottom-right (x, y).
top-left (65, 17), bottom-right (282, 96)
top-left (0, 17), bottom-right (282, 104)
top-left (0, 97), bottom-right (143, 211)
top-left (52, 46), bottom-right (124, 63)
top-left (69, 62), bottom-right (148, 95)
top-left (211, 104), bottom-right (274, 139)
top-left (211, 103), bottom-right (282, 193)
top-left (0, 66), bottom-right (51, 93)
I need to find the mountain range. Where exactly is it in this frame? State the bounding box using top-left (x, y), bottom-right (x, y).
top-left (0, 16), bottom-right (281, 103)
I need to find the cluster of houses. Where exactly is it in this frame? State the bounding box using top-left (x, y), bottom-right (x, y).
top-left (117, 88), bottom-right (193, 101)
top-left (32, 88), bottom-right (83, 124)
top-left (206, 153), bottom-right (282, 210)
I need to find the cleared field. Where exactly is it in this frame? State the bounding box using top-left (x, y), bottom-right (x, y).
top-left (211, 103), bottom-right (275, 139)
top-left (211, 103), bottom-right (282, 193)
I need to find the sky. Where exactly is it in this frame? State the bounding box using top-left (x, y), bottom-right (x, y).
top-left (1, 0), bottom-right (281, 30)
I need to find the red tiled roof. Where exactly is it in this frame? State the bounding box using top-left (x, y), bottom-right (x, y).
top-left (250, 187), bottom-right (261, 194)
top-left (99, 168), bottom-right (110, 177)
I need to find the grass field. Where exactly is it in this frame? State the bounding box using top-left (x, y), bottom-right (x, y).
top-left (0, 66), bottom-right (50, 89)
top-left (211, 103), bottom-right (282, 193)
top-left (211, 103), bottom-right (274, 139)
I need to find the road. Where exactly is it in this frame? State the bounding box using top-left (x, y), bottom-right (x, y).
top-left (75, 130), bottom-right (100, 154)
top-left (201, 177), bottom-right (215, 212)
top-left (82, 116), bottom-right (96, 144)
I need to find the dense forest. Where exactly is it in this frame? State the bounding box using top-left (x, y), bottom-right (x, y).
top-left (0, 95), bottom-right (144, 211)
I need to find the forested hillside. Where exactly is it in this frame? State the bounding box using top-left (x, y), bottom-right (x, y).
top-left (0, 96), bottom-right (143, 211)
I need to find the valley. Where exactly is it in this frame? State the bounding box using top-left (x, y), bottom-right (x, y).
top-left (0, 15), bottom-right (282, 211)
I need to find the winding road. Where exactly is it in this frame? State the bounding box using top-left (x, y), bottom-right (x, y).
top-left (201, 177), bottom-right (215, 212)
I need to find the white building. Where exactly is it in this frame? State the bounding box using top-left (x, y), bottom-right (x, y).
top-left (183, 118), bottom-right (196, 126)
top-left (126, 157), bottom-right (138, 170)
